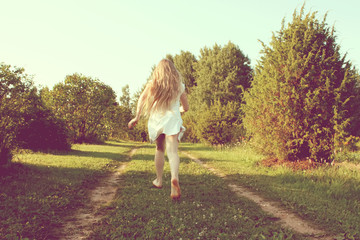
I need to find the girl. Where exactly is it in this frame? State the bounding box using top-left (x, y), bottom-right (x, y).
top-left (128, 59), bottom-right (189, 200)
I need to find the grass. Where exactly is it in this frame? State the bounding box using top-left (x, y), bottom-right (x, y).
top-left (180, 143), bottom-right (360, 239)
top-left (0, 141), bottom-right (133, 240)
top-left (90, 143), bottom-right (302, 239)
top-left (1, 140), bottom-right (359, 239)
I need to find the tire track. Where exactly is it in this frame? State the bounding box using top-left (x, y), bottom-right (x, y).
top-left (182, 151), bottom-right (335, 240)
top-left (55, 148), bottom-right (138, 240)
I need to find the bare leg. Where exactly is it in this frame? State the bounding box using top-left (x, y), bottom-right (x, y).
top-left (166, 134), bottom-right (181, 199)
top-left (153, 134), bottom-right (165, 188)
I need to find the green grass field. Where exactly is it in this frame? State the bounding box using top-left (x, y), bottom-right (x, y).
top-left (181, 143), bottom-right (360, 239)
top-left (0, 141), bottom-right (133, 239)
top-left (1, 141), bottom-right (359, 239)
top-left (90, 143), bottom-right (299, 239)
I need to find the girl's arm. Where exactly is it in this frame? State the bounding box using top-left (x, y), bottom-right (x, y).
top-left (179, 92), bottom-right (189, 113)
top-left (128, 85), bottom-right (149, 129)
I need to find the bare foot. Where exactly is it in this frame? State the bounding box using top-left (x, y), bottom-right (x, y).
top-left (152, 179), bottom-right (162, 188)
top-left (170, 179), bottom-right (181, 200)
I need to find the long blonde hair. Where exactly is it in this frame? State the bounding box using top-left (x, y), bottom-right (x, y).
top-left (142, 59), bottom-right (183, 116)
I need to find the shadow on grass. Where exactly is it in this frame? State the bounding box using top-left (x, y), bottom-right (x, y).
top-left (131, 148), bottom-right (194, 164)
top-left (224, 171), bottom-right (360, 237)
top-left (101, 142), bottom-right (154, 149)
top-left (0, 162), bottom-right (105, 240)
top-left (90, 163), bottom-right (301, 239)
top-left (58, 149), bottom-right (130, 162)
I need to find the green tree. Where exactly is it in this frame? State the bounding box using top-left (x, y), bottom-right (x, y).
top-left (16, 88), bottom-right (70, 151)
top-left (109, 85), bottom-right (133, 140)
top-left (192, 41), bottom-right (252, 107)
top-left (0, 64), bottom-right (33, 164)
top-left (119, 84), bottom-right (131, 110)
top-left (185, 42), bottom-right (252, 144)
top-left (173, 51), bottom-right (197, 93)
top-left (242, 6), bottom-right (360, 162)
top-left (45, 73), bottom-right (117, 143)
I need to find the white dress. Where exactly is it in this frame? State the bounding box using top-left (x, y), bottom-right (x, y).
top-left (147, 84), bottom-right (186, 142)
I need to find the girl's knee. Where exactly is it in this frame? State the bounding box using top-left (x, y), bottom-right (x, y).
top-left (156, 145), bottom-right (165, 152)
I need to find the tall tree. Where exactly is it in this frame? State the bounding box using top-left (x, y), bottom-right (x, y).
top-left (110, 85), bottom-right (133, 140)
top-left (0, 64), bottom-right (33, 164)
top-left (173, 51), bottom-right (197, 93)
top-left (192, 41), bottom-right (252, 107)
top-left (119, 84), bottom-right (131, 109)
top-left (44, 73), bottom-right (117, 143)
top-left (242, 6), bottom-right (360, 162)
top-left (184, 42), bottom-right (252, 144)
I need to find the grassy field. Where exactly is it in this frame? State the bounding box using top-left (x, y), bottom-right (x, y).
top-left (0, 141), bottom-right (133, 239)
top-left (1, 140), bottom-right (359, 239)
top-left (180, 143), bottom-right (360, 239)
top-left (90, 143), bottom-right (300, 239)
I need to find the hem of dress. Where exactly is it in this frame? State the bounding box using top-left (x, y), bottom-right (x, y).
top-left (149, 126), bottom-right (186, 143)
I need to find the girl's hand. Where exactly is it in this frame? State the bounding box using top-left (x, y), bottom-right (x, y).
top-left (128, 118), bottom-right (138, 129)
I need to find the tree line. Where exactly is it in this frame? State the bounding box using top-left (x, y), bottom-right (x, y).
top-left (1, 5), bottom-right (359, 165)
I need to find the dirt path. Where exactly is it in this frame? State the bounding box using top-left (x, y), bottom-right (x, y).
top-left (55, 148), bottom-right (137, 240)
top-left (182, 151), bottom-right (335, 240)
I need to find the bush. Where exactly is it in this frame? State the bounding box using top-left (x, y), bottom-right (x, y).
top-left (196, 100), bottom-right (244, 145)
top-left (242, 6), bottom-right (360, 162)
top-left (16, 105), bottom-right (70, 152)
top-left (182, 110), bottom-right (200, 143)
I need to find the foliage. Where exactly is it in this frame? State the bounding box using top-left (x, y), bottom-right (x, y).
top-left (184, 42), bottom-right (252, 144)
top-left (15, 87), bottom-right (70, 152)
top-left (196, 100), bottom-right (244, 145)
top-left (43, 73), bottom-right (117, 143)
top-left (182, 110), bottom-right (200, 143)
top-left (0, 64), bottom-right (33, 165)
top-left (192, 41), bottom-right (252, 107)
top-left (109, 85), bottom-right (133, 140)
top-left (173, 50), bottom-right (197, 93)
top-left (242, 6), bottom-right (360, 162)
top-left (127, 68), bottom-right (154, 142)
top-left (119, 84), bottom-right (131, 110)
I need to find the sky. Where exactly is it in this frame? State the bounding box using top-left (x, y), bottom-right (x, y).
top-left (1, 0), bottom-right (359, 98)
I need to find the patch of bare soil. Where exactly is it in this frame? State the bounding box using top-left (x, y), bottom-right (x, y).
top-left (182, 151), bottom-right (334, 240)
top-left (53, 148), bottom-right (137, 240)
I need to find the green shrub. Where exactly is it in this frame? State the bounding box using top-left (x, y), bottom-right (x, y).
top-left (16, 106), bottom-right (70, 152)
top-left (197, 100), bottom-right (243, 145)
top-left (242, 6), bottom-right (360, 162)
top-left (182, 110), bottom-right (200, 143)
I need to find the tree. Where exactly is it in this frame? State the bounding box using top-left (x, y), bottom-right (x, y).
top-left (109, 85), bottom-right (133, 140)
top-left (184, 42), bottom-right (252, 144)
top-left (242, 6), bottom-right (360, 162)
top-left (44, 73), bottom-right (117, 143)
top-left (173, 51), bottom-right (197, 93)
top-left (16, 88), bottom-right (70, 151)
top-left (0, 64), bottom-right (33, 164)
top-left (192, 41), bottom-right (252, 107)
top-left (119, 84), bottom-right (131, 109)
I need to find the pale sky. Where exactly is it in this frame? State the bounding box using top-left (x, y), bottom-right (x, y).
top-left (1, 0), bottom-right (359, 98)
